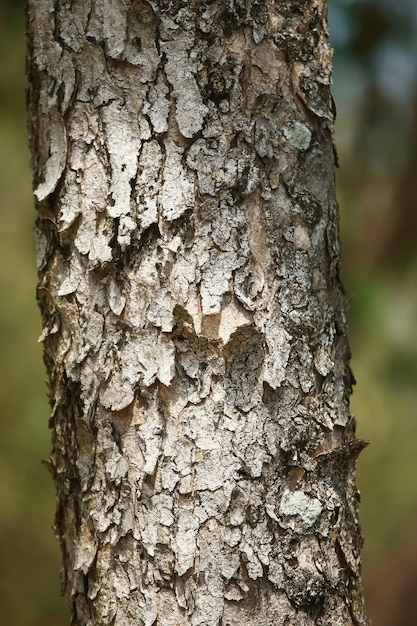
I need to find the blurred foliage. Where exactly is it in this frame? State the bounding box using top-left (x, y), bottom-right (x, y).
top-left (0, 1), bottom-right (416, 625)
top-left (330, 0), bottom-right (417, 575)
top-left (331, 4), bottom-right (417, 621)
top-left (0, 1), bottom-right (69, 624)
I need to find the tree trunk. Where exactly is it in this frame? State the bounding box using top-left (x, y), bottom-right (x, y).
top-left (26, 1), bottom-right (368, 624)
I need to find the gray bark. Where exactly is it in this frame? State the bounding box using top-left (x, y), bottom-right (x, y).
top-left (26, 1), bottom-right (368, 624)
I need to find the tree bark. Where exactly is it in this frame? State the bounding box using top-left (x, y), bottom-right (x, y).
top-left (26, 1), bottom-right (368, 624)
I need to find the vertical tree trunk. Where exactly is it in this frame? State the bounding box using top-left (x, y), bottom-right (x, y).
top-left (26, 1), bottom-right (368, 624)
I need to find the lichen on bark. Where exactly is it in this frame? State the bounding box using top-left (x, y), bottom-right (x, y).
top-left (26, 1), bottom-right (368, 624)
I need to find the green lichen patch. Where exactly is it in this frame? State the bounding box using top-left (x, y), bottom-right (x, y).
top-left (283, 121), bottom-right (312, 150)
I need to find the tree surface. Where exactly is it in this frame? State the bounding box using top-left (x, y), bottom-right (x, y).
top-left (26, 1), bottom-right (368, 624)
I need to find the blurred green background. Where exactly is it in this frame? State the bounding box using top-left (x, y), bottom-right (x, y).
top-left (0, 1), bottom-right (416, 624)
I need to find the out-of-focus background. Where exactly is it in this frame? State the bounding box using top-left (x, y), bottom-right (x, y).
top-left (0, 0), bottom-right (416, 624)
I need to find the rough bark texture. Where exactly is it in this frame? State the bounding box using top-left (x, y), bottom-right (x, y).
top-left (26, 1), bottom-right (368, 624)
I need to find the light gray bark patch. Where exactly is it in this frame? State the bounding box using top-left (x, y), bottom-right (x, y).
top-left (254, 114), bottom-right (279, 159)
top-left (219, 298), bottom-right (254, 344)
top-left (135, 139), bottom-right (162, 231)
top-left (261, 324), bottom-right (292, 390)
top-left (172, 305), bottom-right (225, 402)
top-left (160, 138), bottom-right (194, 221)
top-left (87, 0), bottom-right (128, 60)
top-left (172, 509), bottom-right (200, 576)
top-left (107, 277), bottom-right (126, 316)
top-left (74, 517), bottom-right (97, 574)
top-left (125, 1), bottom-right (160, 80)
top-left (102, 101), bottom-right (143, 220)
top-left (75, 418), bottom-right (95, 491)
top-left (225, 326), bottom-right (264, 412)
top-left (200, 244), bottom-right (244, 316)
top-left (186, 137), bottom-right (239, 195)
top-left (162, 30), bottom-right (208, 138)
top-left (34, 110), bottom-right (67, 201)
top-left (146, 73), bottom-right (170, 133)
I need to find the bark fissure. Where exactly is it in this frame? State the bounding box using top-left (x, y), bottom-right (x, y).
top-left (27, 1), bottom-right (368, 624)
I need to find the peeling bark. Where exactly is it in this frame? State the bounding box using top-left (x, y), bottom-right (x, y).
top-left (26, 1), bottom-right (368, 624)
